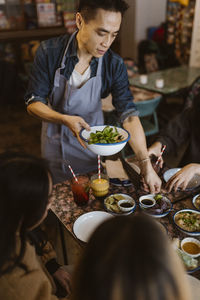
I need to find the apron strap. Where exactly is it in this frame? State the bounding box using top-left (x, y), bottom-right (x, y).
top-left (54, 31), bottom-right (78, 87)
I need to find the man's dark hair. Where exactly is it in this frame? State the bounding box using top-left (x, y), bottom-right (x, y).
top-left (77, 0), bottom-right (129, 22)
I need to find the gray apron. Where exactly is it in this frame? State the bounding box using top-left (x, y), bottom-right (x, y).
top-left (41, 32), bottom-right (104, 183)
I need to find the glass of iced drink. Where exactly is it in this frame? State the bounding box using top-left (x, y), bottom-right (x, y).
top-left (90, 173), bottom-right (109, 200)
top-left (70, 175), bottom-right (90, 206)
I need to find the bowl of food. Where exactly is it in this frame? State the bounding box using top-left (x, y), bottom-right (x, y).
top-left (192, 194), bottom-right (200, 210)
top-left (139, 194), bottom-right (156, 208)
top-left (79, 125), bottom-right (130, 156)
top-left (139, 193), bottom-right (172, 218)
top-left (173, 238), bottom-right (200, 274)
top-left (104, 193), bottom-right (136, 215)
top-left (181, 237), bottom-right (200, 258)
top-left (173, 209), bottom-right (200, 236)
top-left (117, 199), bottom-right (135, 213)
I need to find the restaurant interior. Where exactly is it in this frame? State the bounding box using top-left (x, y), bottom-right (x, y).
top-left (1, 0), bottom-right (200, 298)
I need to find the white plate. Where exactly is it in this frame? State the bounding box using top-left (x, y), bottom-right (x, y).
top-left (104, 193), bottom-right (136, 216)
top-left (139, 194), bottom-right (172, 218)
top-left (164, 169), bottom-right (200, 190)
top-left (73, 211), bottom-right (113, 243)
top-left (163, 168), bottom-right (181, 182)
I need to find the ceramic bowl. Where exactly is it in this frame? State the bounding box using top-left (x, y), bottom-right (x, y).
top-left (139, 194), bottom-right (156, 208)
top-left (117, 199), bottom-right (135, 213)
top-left (104, 193), bottom-right (136, 215)
top-left (173, 209), bottom-right (200, 236)
top-left (181, 237), bottom-right (200, 258)
top-left (139, 194), bottom-right (172, 218)
top-left (192, 194), bottom-right (200, 211)
top-left (79, 125), bottom-right (130, 156)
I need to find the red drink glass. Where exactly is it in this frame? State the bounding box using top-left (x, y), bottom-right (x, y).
top-left (70, 175), bottom-right (90, 206)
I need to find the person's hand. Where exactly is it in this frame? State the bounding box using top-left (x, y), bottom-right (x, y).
top-left (166, 163), bottom-right (200, 192)
top-left (53, 267), bottom-right (72, 295)
top-left (140, 159), bottom-right (162, 193)
top-left (62, 115), bottom-right (90, 148)
top-left (148, 141), bottom-right (163, 168)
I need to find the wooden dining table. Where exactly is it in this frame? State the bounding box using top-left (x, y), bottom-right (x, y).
top-left (50, 169), bottom-right (200, 279)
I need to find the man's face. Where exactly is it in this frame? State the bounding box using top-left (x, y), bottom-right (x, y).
top-left (76, 9), bottom-right (122, 57)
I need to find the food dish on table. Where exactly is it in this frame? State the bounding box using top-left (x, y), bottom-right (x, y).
top-left (173, 209), bottom-right (200, 236)
top-left (139, 194), bottom-right (172, 218)
top-left (73, 211), bottom-right (113, 243)
top-left (79, 125), bottom-right (130, 156)
top-left (104, 193), bottom-right (136, 215)
top-left (181, 237), bottom-right (200, 258)
top-left (192, 194), bottom-right (200, 210)
top-left (173, 238), bottom-right (200, 274)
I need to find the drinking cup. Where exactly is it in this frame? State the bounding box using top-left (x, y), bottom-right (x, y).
top-left (70, 175), bottom-right (90, 206)
top-left (90, 173), bottom-right (109, 200)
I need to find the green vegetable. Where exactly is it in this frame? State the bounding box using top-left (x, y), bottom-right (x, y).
top-left (154, 194), bottom-right (163, 201)
top-left (88, 126), bottom-right (124, 144)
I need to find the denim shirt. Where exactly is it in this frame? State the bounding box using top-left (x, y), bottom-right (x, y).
top-left (25, 33), bottom-right (138, 123)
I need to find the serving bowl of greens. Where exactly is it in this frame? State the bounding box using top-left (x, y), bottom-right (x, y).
top-left (79, 125), bottom-right (130, 156)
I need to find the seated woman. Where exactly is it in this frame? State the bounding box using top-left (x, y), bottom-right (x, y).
top-left (72, 214), bottom-right (199, 300)
top-left (0, 152), bottom-right (71, 300)
top-left (148, 92), bottom-right (200, 191)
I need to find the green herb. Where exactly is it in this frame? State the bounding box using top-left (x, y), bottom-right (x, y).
top-left (154, 194), bottom-right (163, 201)
top-left (88, 126), bottom-right (123, 144)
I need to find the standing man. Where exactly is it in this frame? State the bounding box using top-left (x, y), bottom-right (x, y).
top-left (25, 0), bottom-right (161, 193)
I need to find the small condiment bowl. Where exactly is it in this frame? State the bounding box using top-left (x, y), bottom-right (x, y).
top-left (139, 195), bottom-right (156, 209)
top-left (117, 199), bottom-right (135, 212)
top-left (181, 237), bottom-right (200, 258)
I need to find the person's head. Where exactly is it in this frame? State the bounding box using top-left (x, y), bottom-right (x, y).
top-left (72, 214), bottom-right (190, 300)
top-left (0, 152), bottom-right (52, 275)
top-left (76, 0), bottom-right (129, 58)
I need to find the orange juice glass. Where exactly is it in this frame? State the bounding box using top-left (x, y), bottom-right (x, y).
top-left (90, 174), bottom-right (109, 200)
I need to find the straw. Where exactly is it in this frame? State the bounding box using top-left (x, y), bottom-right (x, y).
top-left (98, 155), bottom-right (101, 179)
top-left (155, 145), bottom-right (166, 166)
top-left (68, 164), bottom-right (78, 182)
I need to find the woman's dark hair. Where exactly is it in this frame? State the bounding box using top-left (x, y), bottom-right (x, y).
top-left (0, 152), bottom-right (51, 276)
top-left (72, 214), bottom-right (186, 300)
top-left (77, 0), bottom-right (129, 22)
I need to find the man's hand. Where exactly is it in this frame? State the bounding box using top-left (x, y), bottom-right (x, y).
top-left (53, 267), bottom-right (72, 295)
top-left (166, 163), bottom-right (200, 192)
top-left (140, 159), bottom-right (162, 193)
top-left (63, 115), bottom-right (90, 148)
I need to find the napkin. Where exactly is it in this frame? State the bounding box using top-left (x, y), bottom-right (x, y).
top-left (105, 158), bottom-right (140, 179)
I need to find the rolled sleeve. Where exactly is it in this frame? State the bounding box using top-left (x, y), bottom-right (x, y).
top-left (24, 42), bottom-right (53, 106)
top-left (110, 57), bottom-right (138, 122)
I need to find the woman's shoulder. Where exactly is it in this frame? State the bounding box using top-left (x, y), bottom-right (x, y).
top-left (0, 241), bottom-right (56, 300)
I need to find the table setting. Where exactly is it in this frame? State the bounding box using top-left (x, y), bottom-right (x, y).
top-left (50, 125), bottom-right (200, 278)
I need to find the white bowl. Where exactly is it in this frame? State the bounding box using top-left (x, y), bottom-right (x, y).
top-left (139, 194), bottom-right (156, 208)
top-left (139, 194), bottom-right (172, 218)
top-left (192, 194), bottom-right (200, 211)
top-left (173, 209), bottom-right (200, 236)
top-left (79, 125), bottom-right (130, 156)
top-left (117, 199), bottom-right (135, 212)
top-left (181, 237), bottom-right (200, 258)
